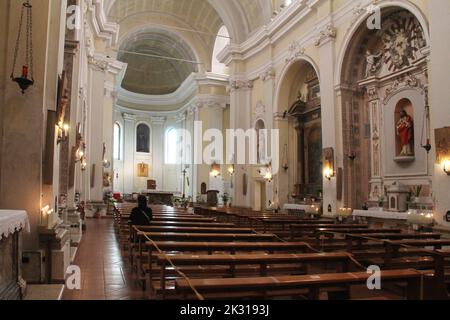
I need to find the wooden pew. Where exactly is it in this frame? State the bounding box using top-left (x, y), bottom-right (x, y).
top-left (289, 224), bottom-right (369, 239)
top-left (134, 226), bottom-right (255, 234)
top-left (156, 252), bottom-right (353, 296)
top-left (175, 269), bottom-right (423, 300)
top-left (144, 241), bottom-right (314, 296)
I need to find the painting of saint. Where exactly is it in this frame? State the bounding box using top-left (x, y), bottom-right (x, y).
top-left (136, 124), bottom-right (150, 153)
top-left (137, 163), bottom-right (149, 177)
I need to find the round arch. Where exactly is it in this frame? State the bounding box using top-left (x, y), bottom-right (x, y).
top-left (335, 0), bottom-right (430, 86)
top-left (274, 55), bottom-right (321, 113)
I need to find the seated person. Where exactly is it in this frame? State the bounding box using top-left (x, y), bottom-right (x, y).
top-left (129, 195), bottom-right (153, 226)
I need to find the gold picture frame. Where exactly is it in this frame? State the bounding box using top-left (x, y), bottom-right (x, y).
top-left (137, 163), bottom-right (149, 177)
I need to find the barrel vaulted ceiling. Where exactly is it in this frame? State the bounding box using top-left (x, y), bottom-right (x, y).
top-left (103, 0), bottom-right (273, 98)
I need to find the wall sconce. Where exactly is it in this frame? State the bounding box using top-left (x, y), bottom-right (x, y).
top-left (227, 165), bottom-right (235, 176)
top-left (259, 163), bottom-right (273, 183)
top-left (210, 163), bottom-right (221, 178)
top-left (323, 148), bottom-right (335, 180)
top-left (324, 167), bottom-right (334, 180)
top-left (443, 159), bottom-right (450, 176)
top-left (56, 122), bottom-right (70, 144)
top-left (81, 159), bottom-right (87, 171)
top-left (102, 143), bottom-right (111, 168)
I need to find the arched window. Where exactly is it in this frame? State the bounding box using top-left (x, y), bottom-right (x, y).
top-left (136, 123), bottom-right (150, 153)
top-left (113, 122), bottom-right (121, 160)
top-left (165, 128), bottom-right (177, 164)
top-left (212, 26), bottom-right (230, 75)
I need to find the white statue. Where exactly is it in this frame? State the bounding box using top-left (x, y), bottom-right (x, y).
top-left (365, 50), bottom-right (383, 77)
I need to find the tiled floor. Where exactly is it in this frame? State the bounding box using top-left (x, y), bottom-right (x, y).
top-left (63, 218), bottom-right (147, 300)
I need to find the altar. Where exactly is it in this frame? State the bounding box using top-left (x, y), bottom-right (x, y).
top-left (352, 209), bottom-right (410, 229)
top-left (142, 191), bottom-right (175, 206)
top-left (0, 210), bottom-right (30, 300)
top-left (283, 203), bottom-right (322, 216)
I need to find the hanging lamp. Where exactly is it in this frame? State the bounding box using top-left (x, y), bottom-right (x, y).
top-left (11, 1), bottom-right (34, 94)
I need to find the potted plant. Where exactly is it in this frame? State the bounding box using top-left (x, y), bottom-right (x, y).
top-left (221, 193), bottom-right (230, 207)
top-left (378, 196), bottom-right (385, 210)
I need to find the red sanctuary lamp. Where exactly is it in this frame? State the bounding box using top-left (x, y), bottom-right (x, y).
top-left (11, 1), bottom-right (34, 94)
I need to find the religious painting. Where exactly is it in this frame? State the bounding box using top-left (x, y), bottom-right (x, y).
top-left (201, 183), bottom-right (207, 195)
top-left (435, 127), bottom-right (450, 163)
top-left (103, 172), bottom-right (111, 187)
top-left (307, 127), bottom-right (323, 185)
top-left (137, 163), bottom-right (149, 177)
top-left (136, 123), bottom-right (150, 153)
top-left (395, 99), bottom-right (415, 157)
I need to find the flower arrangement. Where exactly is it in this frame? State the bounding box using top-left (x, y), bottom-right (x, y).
top-left (378, 196), bottom-right (385, 208)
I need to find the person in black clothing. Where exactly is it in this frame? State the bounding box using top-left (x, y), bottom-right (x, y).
top-left (129, 195), bottom-right (153, 226)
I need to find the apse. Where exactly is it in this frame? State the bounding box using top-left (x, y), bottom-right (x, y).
top-left (117, 29), bottom-right (198, 95)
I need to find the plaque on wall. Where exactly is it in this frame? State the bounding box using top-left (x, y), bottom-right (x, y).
top-left (68, 146), bottom-right (77, 188)
top-left (435, 127), bottom-right (450, 164)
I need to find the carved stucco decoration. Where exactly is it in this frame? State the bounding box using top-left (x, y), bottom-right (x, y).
top-left (260, 68), bottom-right (276, 82)
top-left (228, 80), bottom-right (254, 92)
top-left (314, 24), bottom-right (337, 47)
top-left (285, 40), bottom-right (305, 63)
top-left (383, 73), bottom-right (425, 104)
top-left (382, 12), bottom-right (427, 72)
top-left (254, 101), bottom-right (266, 121)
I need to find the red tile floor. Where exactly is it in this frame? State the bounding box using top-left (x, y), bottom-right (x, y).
top-left (63, 218), bottom-right (147, 300)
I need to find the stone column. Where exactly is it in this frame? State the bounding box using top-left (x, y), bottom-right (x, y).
top-left (315, 24), bottom-right (340, 215)
top-left (260, 68), bottom-right (276, 204)
top-left (150, 116), bottom-right (166, 191)
top-left (366, 85), bottom-right (383, 202)
top-left (0, 0), bottom-right (53, 249)
top-left (429, 0), bottom-right (450, 226)
top-left (60, 40), bottom-right (80, 209)
top-left (229, 79), bottom-right (253, 208)
top-left (206, 103), bottom-right (225, 193)
top-left (189, 105), bottom-right (200, 199)
top-left (273, 113), bottom-right (290, 208)
top-left (123, 113), bottom-right (136, 194)
top-left (86, 56), bottom-right (107, 201)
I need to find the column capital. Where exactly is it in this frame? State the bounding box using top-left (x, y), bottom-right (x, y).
top-left (150, 116), bottom-right (166, 125)
top-left (228, 79), bottom-right (254, 93)
top-left (123, 113), bottom-right (136, 122)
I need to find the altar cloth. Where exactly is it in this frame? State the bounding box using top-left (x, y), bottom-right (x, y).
top-left (0, 210), bottom-right (30, 238)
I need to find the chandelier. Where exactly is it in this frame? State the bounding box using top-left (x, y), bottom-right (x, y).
top-left (11, 1), bottom-right (34, 94)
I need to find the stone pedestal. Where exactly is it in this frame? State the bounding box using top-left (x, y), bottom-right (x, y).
top-left (38, 224), bottom-right (70, 284)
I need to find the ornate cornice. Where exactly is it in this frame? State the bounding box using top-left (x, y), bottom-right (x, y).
top-left (382, 73), bottom-right (425, 104)
top-left (123, 113), bottom-right (137, 122)
top-left (150, 116), bottom-right (166, 125)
